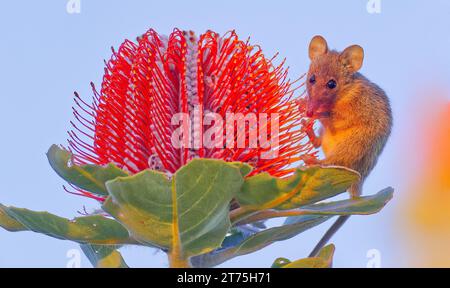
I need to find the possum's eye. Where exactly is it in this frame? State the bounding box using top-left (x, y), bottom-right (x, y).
top-left (309, 75), bottom-right (316, 84)
top-left (327, 79), bottom-right (337, 89)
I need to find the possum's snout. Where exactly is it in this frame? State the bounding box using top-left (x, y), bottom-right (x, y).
top-left (306, 97), bottom-right (332, 119)
top-left (305, 95), bottom-right (317, 117)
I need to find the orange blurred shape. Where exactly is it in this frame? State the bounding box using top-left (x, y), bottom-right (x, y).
top-left (402, 98), bottom-right (450, 267)
top-left (428, 103), bottom-right (450, 188)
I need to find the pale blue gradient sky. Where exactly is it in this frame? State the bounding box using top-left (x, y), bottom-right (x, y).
top-left (0, 0), bottom-right (449, 268)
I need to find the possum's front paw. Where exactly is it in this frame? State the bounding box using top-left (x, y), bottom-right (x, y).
top-left (300, 154), bottom-right (320, 166)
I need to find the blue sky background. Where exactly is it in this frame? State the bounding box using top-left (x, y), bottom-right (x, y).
top-left (0, 0), bottom-right (449, 267)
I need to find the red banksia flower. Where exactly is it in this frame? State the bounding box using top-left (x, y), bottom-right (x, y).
top-left (67, 28), bottom-right (315, 200)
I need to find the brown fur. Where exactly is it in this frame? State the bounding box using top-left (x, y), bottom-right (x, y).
top-left (305, 36), bottom-right (392, 197)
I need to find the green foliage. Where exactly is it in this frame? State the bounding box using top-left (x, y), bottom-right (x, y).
top-left (231, 166), bottom-right (360, 224)
top-left (191, 186), bottom-right (392, 268)
top-left (272, 244), bottom-right (335, 268)
top-left (81, 244), bottom-right (129, 268)
top-left (0, 205), bottom-right (132, 245)
top-left (0, 204), bottom-right (27, 232)
top-left (191, 215), bottom-right (330, 268)
top-left (103, 159), bottom-right (244, 265)
top-left (237, 166), bottom-right (360, 209)
top-left (285, 188), bottom-right (393, 217)
top-left (0, 145), bottom-right (394, 268)
top-left (47, 145), bottom-right (128, 197)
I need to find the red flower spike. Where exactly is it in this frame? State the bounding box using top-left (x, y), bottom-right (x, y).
top-left (67, 28), bottom-right (316, 201)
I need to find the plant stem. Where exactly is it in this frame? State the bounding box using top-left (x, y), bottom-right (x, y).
top-left (168, 251), bottom-right (191, 268)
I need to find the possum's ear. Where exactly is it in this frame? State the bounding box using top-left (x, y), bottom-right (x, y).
top-left (340, 45), bottom-right (364, 72)
top-left (309, 35), bottom-right (328, 60)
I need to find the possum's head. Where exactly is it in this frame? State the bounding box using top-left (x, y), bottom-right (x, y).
top-left (306, 35), bottom-right (364, 118)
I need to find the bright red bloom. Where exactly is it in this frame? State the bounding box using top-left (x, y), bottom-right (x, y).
top-left (68, 28), bottom-right (315, 200)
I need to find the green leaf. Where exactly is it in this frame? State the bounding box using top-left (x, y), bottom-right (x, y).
top-left (191, 215), bottom-right (331, 267)
top-left (236, 171), bottom-right (302, 208)
top-left (279, 166), bottom-right (360, 209)
top-left (317, 243), bottom-right (335, 267)
top-left (272, 244), bottom-right (335, 268)
top-left (224, 216), bottom-right (329, 257)
top-left (238, 187), bottom-right (394, 226)
top-left (47, 145), bottom-right (128, 196)
top-left (1, 204), bottom-right (132, 245)
top-left (103, 159), bottom-right (245, 260)
top-left (228, 162), bottom-right (253, 177)
top-left (236, 166), bottom-right (360, 215)
top-left (271, 257), bottom-right (291, 268)
top-left (102, 170), bottom-right (172, 249)
top-left (292, 187), bottom-right (394, 216)
top-left (0, 204), bottom-right (27, 232)
top-left (221, 228), bottom-right (255, 250)
top-left (282, 257), bottom-right (329, 268)
top-left (81, 244), bottom-right (129, 268)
